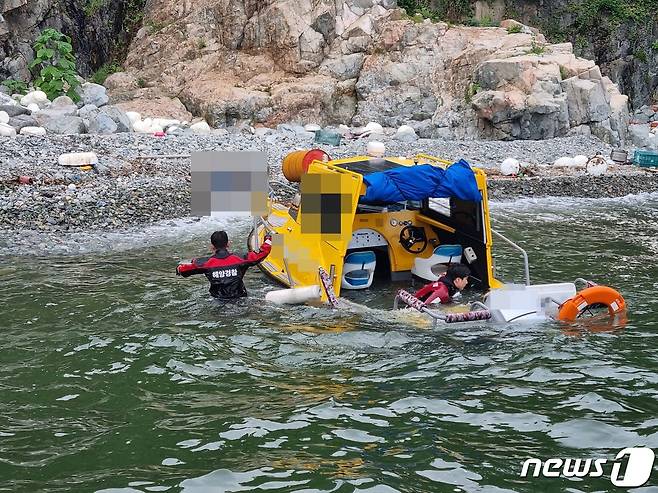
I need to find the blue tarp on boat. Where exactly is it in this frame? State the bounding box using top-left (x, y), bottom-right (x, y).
top-left (360, 159), bottom-right (482, 204)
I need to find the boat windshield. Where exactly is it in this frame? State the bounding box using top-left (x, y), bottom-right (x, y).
top-left (356, 200), bottom-right (422, 214)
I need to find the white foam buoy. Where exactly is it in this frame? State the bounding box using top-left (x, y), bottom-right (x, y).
top-left (573, 155), bottom-right (588, 166)
top-left (553, 156), bottom-right (576, 167)
top-left (265, 285), bottom-right (322, 305)
top-left (132, 120), bottom-right (151, 133)
top-left (20, 126), bottom-right (47, 136)
top-left (364, 121), bottom-right (383, 134)
top-left (586, 156), bottom-right (608, 176)
top-left (58, 152), bottom-right (99, 166)
top-left (126, 111), bottom-right (141, 125)
top-left (500, 157), bottom-right (520, 176)
top-left (304, 123), bottom-right (322, 132)
top-left (367, 141), bottom-right (386, 158)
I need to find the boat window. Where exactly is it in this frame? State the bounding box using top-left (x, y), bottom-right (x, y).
top-left (421, 197), bottom-right (482, 235)
top-left (428, 198), bottom-right (451, 217)
top-left (356, 200), bottom-right (422, 213)
top-left (450, 198), bottom-right (481, 233)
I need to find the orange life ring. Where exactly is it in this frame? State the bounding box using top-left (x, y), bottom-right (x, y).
top-left (557, 285), bottom-right (626, 321)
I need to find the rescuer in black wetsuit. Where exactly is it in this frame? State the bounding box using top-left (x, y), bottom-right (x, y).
top-left (176, 230), bottom-right (272, 300)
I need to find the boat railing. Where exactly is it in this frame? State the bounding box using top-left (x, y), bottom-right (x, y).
top-left (491, 228), bottom-right (531, 286)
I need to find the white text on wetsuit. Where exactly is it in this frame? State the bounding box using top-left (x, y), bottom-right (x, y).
top-left (212, 269), bottom-right (238, 279)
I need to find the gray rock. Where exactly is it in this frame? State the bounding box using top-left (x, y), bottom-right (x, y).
top-left (561, 78), bottom-right (610, 126)
top-left (78, 83), bottom-right (109, 107)
top-left (409, 119), bottom-right (438, 139)
top-left (634, 113), bottom-right (650, 124)
top-left (35, 105), bottom-right (78, 119)
top-left (394, 126), bottom-right (419, 142)
top-left (8, 114), bottom-right (38, 131)
top-left (0, 93), bottom-right (15, 105)
top-left (342, 36), bottom-right (371, 55)
top-left (353, 0), bottom-right (374, 8)
top-left (0, 104), bottom-right (28, 117)
top-left (87, 113), bottom-right (118, 134)
top-left (277, 123), bottom-right (305, 136)
top-left (320, 53), bottom-right (365, 81)
top-left (628, 124), bottom-right (650, 148)
top-left (37, 115), bottom-right (86, 134)
top-left (99, 105), bottom-right (132, 132)
top-left (78, 104), bottom-right (99, 120)
top-left (51, 95), bottom-right (75, 107)
top-left (0, 86), bottom-right (10, 96)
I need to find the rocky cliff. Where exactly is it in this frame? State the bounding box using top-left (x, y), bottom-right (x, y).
top-left (0, 0), bottom-right (638, 143)
top-left (0, 0), bottom-right (142, 81)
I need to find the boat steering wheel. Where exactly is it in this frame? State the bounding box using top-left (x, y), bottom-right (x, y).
top-left (399, 225), bottom-right (428, 254)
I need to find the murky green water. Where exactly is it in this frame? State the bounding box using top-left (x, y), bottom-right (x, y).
top-left (1, 194), bottom-right (658, 493)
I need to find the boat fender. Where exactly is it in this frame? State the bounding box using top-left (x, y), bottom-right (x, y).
top-left (265, 285), bottom-right (322, 305)
top-left (58, 152), bottom-right (99, 166)
top-left (557, 285), bottom-right (626, 321)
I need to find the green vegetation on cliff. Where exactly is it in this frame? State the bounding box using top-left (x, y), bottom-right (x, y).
top-left (397, 0), bottom-right (658, 106)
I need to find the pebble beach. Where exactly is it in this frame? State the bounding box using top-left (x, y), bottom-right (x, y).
top-left (2, 132), bottom-right (657, 248)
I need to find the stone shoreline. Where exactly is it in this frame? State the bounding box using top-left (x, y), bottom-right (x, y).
top-left (1, 133), bottom-right (657, 235)
top-left (486, 171), bottom-right (658, 200)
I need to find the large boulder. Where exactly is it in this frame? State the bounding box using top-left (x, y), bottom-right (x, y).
top-left (78, 83), bottom-right (109, 107)
top-left (0, 103), bottom-right (28, 117)
top-left (99, 105), bottom-right (132, 132)
top-left (87, 113), bottom-right (118, 134)
top-left (35, 113), bottom-right (86, 134)
top-left (561, 77), bottom-right (611, 126)
top-left (8, 114), bottom-right (38, 131)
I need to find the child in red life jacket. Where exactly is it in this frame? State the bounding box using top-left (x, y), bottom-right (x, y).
top-left (415, 263), bottom-right (471, 304)
top-left (176, 230), bottom-right (271, 300)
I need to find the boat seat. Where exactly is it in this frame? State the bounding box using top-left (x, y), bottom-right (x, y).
top-left (411, 244), bottom-right (463, 282)
top-left (341, 251), bottom-right (376, 290)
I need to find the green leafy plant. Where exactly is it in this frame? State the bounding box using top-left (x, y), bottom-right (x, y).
top-left (507, 24), bottom-right (523, 34)
top-left (559, 66), bottom-right (570, 80)
top-left (146, 20), bottom-right (168, 34)
top-left (479, 15), bottom-right (495, 27)
top-left (652, 40), bottom-right (658, 51)
top-left (137, 77), bottom-right (146, 88)
top-left (1, 79), bottom-right (28, 95)
top-left (91, 62), bottom-right (122, 85)
top-left (398, 0), bottom-right (473, 23)
top-left (29, 28), bottom-right (81, 102)
top-left (464, 82), bottom-right (481, 104)
top-left (84, 0), bottom-right (104, 17)
top-left (527, 41), bottom-right (546, 55)
top-left (634, 49), bottom-right (648, 62)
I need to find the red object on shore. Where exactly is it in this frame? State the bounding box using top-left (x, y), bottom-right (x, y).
top-left (650, 122), bottom-right (658, 129)
top-left (153, 131), bottom-right (165, 137)
top-left (18, 176), bottom-right (32, 185)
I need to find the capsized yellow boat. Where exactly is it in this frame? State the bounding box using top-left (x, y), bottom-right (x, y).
top-left (248, 148), bottom-right (503, 303)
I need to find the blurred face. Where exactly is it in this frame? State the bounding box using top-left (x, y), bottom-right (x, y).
top-left (454, 276), bottom-right (469, 291)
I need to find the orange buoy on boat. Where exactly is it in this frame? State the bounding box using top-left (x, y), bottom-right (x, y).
top-left (557, 285), bottom-right (626, 321)
top-left (282, 149), bottom-right (330, 182)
